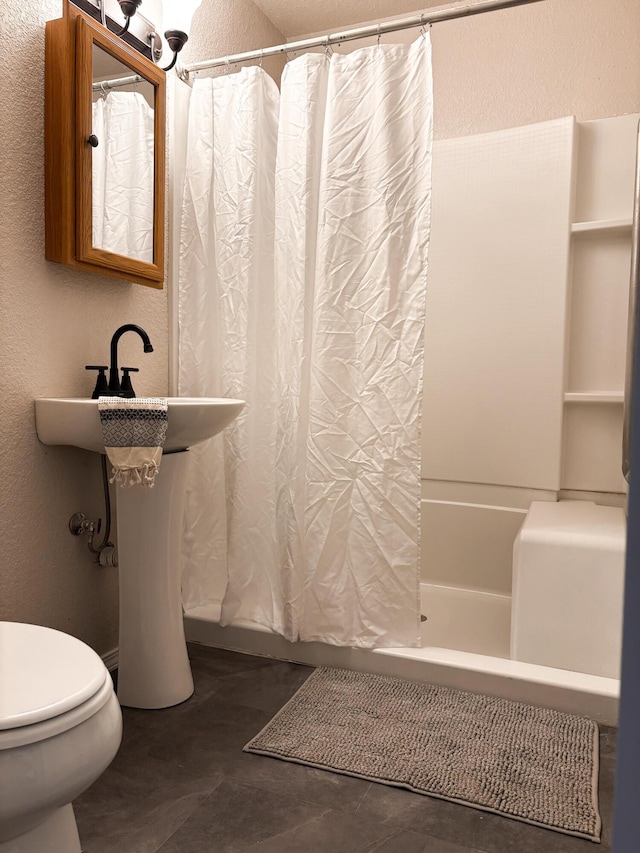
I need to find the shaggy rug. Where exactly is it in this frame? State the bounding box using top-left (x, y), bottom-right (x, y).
top-left (244, 667), bottom-right (601, 842)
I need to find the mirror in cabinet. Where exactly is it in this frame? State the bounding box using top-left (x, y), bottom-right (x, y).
top-left (45, 1), bottom-right (165, 288)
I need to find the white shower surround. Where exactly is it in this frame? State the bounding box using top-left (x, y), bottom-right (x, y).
top-left (184, 585), bottom-right (619, 726)
top-left (171, 17), bottom-right (638, 725)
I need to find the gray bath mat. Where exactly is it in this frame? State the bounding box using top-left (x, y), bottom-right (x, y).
top-left (244, 667), bottom-right (601, 842)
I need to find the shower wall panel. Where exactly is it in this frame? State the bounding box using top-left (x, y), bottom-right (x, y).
top-left (561, 113), bottom-right (640, 496)
top-left (419, 480), bottom-right (554, 593)
top-left (420, 500), bottom-right (525, 595)
top-left (567, 234), bottom-right (631, 394)
top-left (422, 116), bottom-right (575, 492)
top-left (420, 114), bottom-right (636, 598)
top-left (573, 114), bottom-right (639, 223)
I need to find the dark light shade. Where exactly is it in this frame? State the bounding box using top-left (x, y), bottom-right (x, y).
top-left (161, 30), bottom-right (188, 71)
top-left (117, 0), bottom-right (142, 17)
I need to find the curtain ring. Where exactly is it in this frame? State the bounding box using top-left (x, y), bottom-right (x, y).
top-left (225, 57), bottom-right (231, 75)
top-left (377, 23), bottom-right (381, 47)
top-left (324, 36), bottom-right (332, 57)
top-left (259, 49), bottom-right (264, 68)
top-left (418, 15), bottom-right (431, 37)
top-left (100, 81), bottom-right (107, 98)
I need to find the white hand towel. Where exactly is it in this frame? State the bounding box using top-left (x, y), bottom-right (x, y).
top-left (98, 397), bottom-right (168, 488)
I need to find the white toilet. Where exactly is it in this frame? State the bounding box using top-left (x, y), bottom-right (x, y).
top-left (0, 622), bottom-right (122, 853)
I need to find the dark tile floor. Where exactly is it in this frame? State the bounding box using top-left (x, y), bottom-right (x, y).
top-left (75, 643), bottom-right (617, 853)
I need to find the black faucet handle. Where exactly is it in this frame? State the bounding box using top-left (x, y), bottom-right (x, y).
top-left (85, 365), bottom-right (110, 399)
top-left (120, 367), bottom-right (140, 399)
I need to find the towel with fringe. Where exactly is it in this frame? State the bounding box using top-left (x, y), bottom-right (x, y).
top-left (98, 397), bottom-right (168, 487)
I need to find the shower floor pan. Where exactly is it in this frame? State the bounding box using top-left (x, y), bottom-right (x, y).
top-left (183, 582), bottom-right (618, 725)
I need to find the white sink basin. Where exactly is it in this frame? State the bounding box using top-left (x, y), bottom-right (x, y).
top-left (35, 397), bottom-right (245, 453)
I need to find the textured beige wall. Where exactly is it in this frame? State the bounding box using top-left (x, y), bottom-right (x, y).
top-left (0, 0), bottom-right (169, 656)
top-left (429, 0), bottom-right (640, 138)
top-left (0, 0), bottom-right (283, 656)
top-left (296, 0), bottom-right (640, 137)
top-left (183, 0), bottom-right (286, 82)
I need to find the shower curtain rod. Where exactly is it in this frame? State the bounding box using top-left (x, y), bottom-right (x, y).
top-left (181, 0), bottom-right (546, 77)
top-left (93, 74), bottom-right (144, 92)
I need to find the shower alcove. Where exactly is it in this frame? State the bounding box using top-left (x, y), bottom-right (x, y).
top-left (182, 112), bottom-right (637, 728)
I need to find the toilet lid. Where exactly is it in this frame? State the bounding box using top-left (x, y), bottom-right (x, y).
top-left (0, 622), bottom-right (108, 730)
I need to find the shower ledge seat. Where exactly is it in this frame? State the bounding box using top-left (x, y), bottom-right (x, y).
top-left (511, 500), bottom-right (626, 680)
top-left (34, 396), bottom-right (245, 710)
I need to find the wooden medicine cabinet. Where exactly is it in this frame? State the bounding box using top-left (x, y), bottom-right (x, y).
top-left (45, 1), bottom-right (165, 287)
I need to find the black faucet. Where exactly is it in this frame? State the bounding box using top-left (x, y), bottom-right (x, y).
top-left (108, 324), bottom-right (154, 396)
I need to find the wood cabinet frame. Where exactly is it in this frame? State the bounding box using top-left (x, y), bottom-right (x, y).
top-left (45, 1), bottom-right (165, 288)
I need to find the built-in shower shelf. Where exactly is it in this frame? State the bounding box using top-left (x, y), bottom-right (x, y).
top-left (571, 218), bottom-right (633, 235)
top-left (564, 392), bottom-right (624, 404)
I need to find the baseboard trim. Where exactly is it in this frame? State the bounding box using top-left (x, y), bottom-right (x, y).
top-left (102, 648), bottom-right (119, 671)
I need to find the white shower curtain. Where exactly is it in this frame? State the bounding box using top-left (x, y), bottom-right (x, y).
top-left (178, 36), bottom-right (433, 648)
top-left (92, 91), bottom-right (155, 261)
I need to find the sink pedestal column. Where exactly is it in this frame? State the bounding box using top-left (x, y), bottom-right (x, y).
top-left (116, 451), bottom-right (194, 709)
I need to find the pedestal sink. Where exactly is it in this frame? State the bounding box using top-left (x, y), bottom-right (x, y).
top-left (34, 397), bottom-right (244, 709)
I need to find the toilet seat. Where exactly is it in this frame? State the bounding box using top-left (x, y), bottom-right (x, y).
top-left (0, 622), bottom-right (112, 749)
